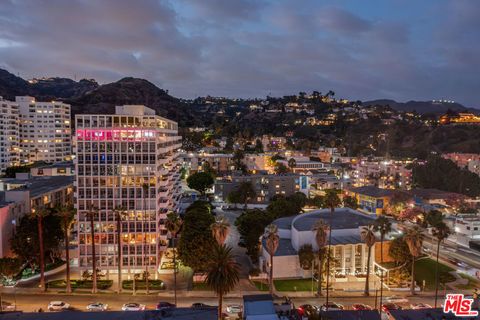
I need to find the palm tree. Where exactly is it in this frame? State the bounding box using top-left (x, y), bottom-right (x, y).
top-left (404, 226), bottom-right (424, 295)
top-left (373, 215), bottom-right (392, 307)
top-left (31, 206), bottom-right (49, 292)
top-left (205, 244), bottom-right (240, 320)
top-left (264, 224), bottom-right (279, 295)
top-left (54, 204), bottom-right (75, 294)
top-left (113, 206), bottom-right (127, 294)
top-left (211, 215), bottom-right (230, 245)
top-left (142, 183), bottom-right (150, 295)
top-left (86, 203), bottom-right (99, 294)
top-left (432, 222), bottom-right (451, 307)
top-left (312, 219), bottom-right (328, 296)
top-left (288, 158), bottom-right (296, 172)
top-left (322, 190), bottom-right (341, 308)
top-left (360, 225), bottom-right (376, 296)
top-left (165, 212), bottom-right (183, 306)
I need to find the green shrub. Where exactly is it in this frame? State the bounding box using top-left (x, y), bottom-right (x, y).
top-left (47, 279), bottom-right (113, 290)
top-left (122, 280), bottom-right (165, 290)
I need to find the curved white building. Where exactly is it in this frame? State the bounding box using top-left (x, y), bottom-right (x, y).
top-left (261, 208), bottom-right (377, 279)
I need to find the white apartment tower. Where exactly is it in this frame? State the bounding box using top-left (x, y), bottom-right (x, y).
top-left (0, 97), bottom-right (20, 173)
top-left (74, 105), bottom-right (182, 277)
top-left (16, 96), bottom-right (71, 163)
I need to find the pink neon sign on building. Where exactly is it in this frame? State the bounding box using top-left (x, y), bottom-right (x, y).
top-left (76, 129), bottom-right (156, 141)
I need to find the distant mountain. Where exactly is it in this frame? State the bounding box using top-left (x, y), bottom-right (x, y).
top-left (67, 77), bottom-right (195, 125)
top-left (364, 99), bottom-right (475, 114)
top-left (0, 68), bottom-right (98, 100)
top-left (0, 69), bottom-right (196, 126)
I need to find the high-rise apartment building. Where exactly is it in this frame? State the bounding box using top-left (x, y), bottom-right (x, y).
top-left (0, 97), bottom-right (20, 173)
top-left (74, 105), bottom-right (182, 278)
top-left (16, 96), bottom-right (71, 163)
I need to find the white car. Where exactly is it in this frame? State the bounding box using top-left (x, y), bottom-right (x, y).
top-left (385, 295), bottom-right (409, 304)
top-left (121, 303), bottom-right (146, 311)
top-left (86, 302), bottom-right (108, 311)
top-left (320, 302), bottom-right (344, 311)
top-left (226, 304), bottom-right (242, 313)
top-left (47, 301), bottom-right (70, 311)
top-left (410, 303), bottom-right (432, 309)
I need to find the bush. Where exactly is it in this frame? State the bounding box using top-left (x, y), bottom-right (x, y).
top-left (122, 280), bottom-right (165, 290)
top-left (47, 279), bottom-right (113, 290)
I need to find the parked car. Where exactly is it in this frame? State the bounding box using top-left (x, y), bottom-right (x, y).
top-left (297, 304), bottom-right (318, 317)
top-left (121, 303), bottom-right (146, 311)
top-left (191, 302), bottom-right (213, 309)
top-left (381, 303), bottom-right (402, 313)
top-left (47, 301), bottom-right (70, 312)
top-left (352, 303), bottom-right (372, 310)
top-left (86, 302), bottom-right (108, 311)
top-left (226, 304), bottom-right (242, 313)
top-left (156, 302), bottom-right (176, 310)
top-left (320, 302), bottom-right (344, 311)
top-left (385, 295), bottom-right (409, 303)
top-left (410, 303), bottom-right (432, 309)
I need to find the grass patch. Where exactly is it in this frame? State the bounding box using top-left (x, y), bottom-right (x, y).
top-left (414, 258), bottom-right (455, 291)
top-left (47, 279), bottom-right (113, 290)
top-left (192, 282), bottom-right (210, 290)
top-left (122, 280), bottom-right (165, 290)
top-left (252, 280), bottom-right (269, 291)
top-left (274, 278), bottom-right (315, 292)
top-left (457, 273), bottom-right (480, 290)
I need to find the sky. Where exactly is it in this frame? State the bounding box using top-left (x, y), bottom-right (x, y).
top-left (0, 0), bottom-right (479, 106)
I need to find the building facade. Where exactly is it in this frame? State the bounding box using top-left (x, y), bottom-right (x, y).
top-left (16, 96), bottom-right (71, 163)
top-left (75, 105), bottom-right (182, 277)
top-left (0, 97), bottom-right (20, 173)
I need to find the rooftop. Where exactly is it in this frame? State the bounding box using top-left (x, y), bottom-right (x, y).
top-left (0, 176), bottom-right (74, 198)
top-left (36, 161), bottom-right (74, 169)
top-left (347, 186), bottom-right (395, 198)
top-left (291, 209), bottom-right (375, 231)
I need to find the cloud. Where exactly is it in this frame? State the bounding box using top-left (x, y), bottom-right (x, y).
top-left (0, 0), bottom-right (478, 106)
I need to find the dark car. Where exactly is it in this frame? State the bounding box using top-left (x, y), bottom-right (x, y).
top-left (297, 304), bottom-right (318, 317)
top-left (381, 303), bottom-right (402, 314)
top-left (191, 303), bottom-right (214, 309)
top-left (156, 302), bottom-right (176, 310)
top-left (352, 303), bottom-right (372, 310)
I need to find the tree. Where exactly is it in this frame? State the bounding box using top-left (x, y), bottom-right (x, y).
top-left (205, 244), bottom-right (240, 320)
top-left (343, 195), bottom-right (358, 209)
top-left (264, 224), bottom-right (279, 295)
top-left (226, 191), bottom-right (241, 209)
top-left (237, 181), bottom-right (256, 209)
top-left (178, 202), bottom-right (215, 272)
top-left (232, 149), bottom-right (247, 172)
top-left (113, 206), bottom-right (127, 294)
top-left (288, 158), bottom-right (297, 172)
top-left (235, 209), bottom-right (272, 264)
top-left (404, 226), bottom-right (424, 295)
top-left (373, 215), bottom-right (392, 308)
top-left (187, 172), bottom-right (214, 197)
top-left (53, 204), bottom-right (75, 294)
top-left (298, 245), bottom-right (315, 270)
top-left (30, 206), bottom-right (49, 292)
top-left (322, 189), bottom-right (341, 308)
top-left (432, 222), bottom-right (451, 307)
top-left (86, 203), bottom-right (99, 294)
top-left (0, 258), bottom-right (22, 283)
top-left (312, 219), bottom-right (328, 296)
top-left (202, 161), bottom-right (217, 179)
top-left (388, 236), bottom-right (411, 266)
top-left (211, 215), bottom-right (230, 245)
top-left (425, 210), bottom-right (443, 228)
top-left (274, 162), bottom-right (289, 174)
top-left (11, 214), bottom-right (63, 271)
top-left (254, 139), bottom-right (264, 153)
top-left (360, 225), bottom-right (376, 296)
top-left (165, 212), bottom-right (183, 306)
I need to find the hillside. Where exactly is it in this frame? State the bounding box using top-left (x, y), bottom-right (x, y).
top-left (364, 99), bottom-right (473, 114)
top-left (0, 68), bottom-right (98, 100)
top-left (67, 77), bottom-right (195, 126)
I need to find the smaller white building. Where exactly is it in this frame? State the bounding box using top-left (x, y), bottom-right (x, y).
top-left (454, 215), bottom-right (480, 247)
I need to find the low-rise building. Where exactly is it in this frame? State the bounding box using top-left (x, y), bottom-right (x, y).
top-left (214, 173), bottom-right (308, 204)
top-left (352, 159), bottom-right (412, 189)
top-left (277, 157), bottom-right (327, 173)
top-left (182, 152), bottom-right (233, 173)
top-left (261, 209), bottom-right (381, 279)
top-left (453, 215), bottom-right (480, 247)
top-left (30, 161), bottom-right (74, 176)
top-left (344, 186), bottom-right (394, 215)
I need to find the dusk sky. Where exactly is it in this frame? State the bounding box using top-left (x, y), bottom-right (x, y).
top-left (0, 0), bottom-right (479, 106)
